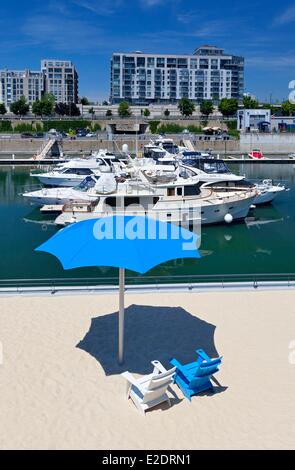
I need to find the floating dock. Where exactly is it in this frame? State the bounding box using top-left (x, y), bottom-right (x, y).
top-left (224, 157), bottom-right (295, 164)
top-left (0, 158), bottom-right (66, 165)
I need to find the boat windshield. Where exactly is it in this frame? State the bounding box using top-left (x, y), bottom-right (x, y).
top-left (161, 143), bottom-right (179, 154)
top-left (77, 176), bottom-right (97, 192)
top-left (183, 158), bottom-right (230, 174)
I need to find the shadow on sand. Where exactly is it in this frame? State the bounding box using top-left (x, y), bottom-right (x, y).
top-left (77, 304), bottom-right (220, 377)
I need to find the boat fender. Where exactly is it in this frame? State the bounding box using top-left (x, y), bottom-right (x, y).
top-left (224, 213), bottom-right (233, 224)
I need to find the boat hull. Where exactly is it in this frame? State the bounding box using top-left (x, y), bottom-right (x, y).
top-left (55, 193), bottom-right (256, 227)
top-left (253, 187), bottom-right (285, 205)
top-left (34, 175), bottom-right (85, 187)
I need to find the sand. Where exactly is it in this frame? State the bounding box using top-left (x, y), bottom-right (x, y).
top-left (0, 289), bottom-right (294, 450)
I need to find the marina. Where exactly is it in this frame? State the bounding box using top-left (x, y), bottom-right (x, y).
top-left (0, 158), bottom-right (293, 283)
top-left (1, 0), bottom-right (295, 451)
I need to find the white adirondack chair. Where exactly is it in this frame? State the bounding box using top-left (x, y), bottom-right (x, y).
top-left (121, 360), bottom-right (176, 415)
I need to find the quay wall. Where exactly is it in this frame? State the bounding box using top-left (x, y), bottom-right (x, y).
top-left (240, 133), bottom-right (295, 153)
top-left (0, 137), bottom-right (239, 157)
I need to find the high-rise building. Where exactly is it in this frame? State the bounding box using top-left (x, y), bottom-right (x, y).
top-left (41, 60), bottom-right (78, 104)
top-left (0, 69), bottom-right (43, 108)
top-left (110, 45), bottom-right (244, 105)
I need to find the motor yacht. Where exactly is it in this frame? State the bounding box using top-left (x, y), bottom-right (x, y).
top-left (180, 153), bottom-right (244, 183)
top-left (54, 170), bottom-right (257, 227)
top-left (31, 152), bottom-right (127, 187)
top-left (253, 179), bottom-right (286, 205)
top-left (22, 175), bottom-right (103, 206)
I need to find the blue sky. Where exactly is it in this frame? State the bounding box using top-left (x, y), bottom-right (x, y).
top-left (0, 0), bottom-right (295, 102)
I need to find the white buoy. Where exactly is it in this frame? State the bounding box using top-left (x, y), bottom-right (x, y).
top-left (224, 213), bottom-right (233, 224)
top-left (224, 234), bottom-right (232, 241)
top-left (250, 204), bottom-right (256, 210)
top-left (122, 144), bottom-right (129, 154)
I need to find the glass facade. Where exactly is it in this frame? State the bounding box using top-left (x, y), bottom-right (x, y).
top-left (0, 69), bottom-right (43, 107)
top-left (110, 47), bottom-right (244, 105)
top-left (41, 60), bottom-right (79, 104)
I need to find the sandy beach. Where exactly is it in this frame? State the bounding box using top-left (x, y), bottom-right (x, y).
top-left (0, 289), bottom-right (294, 450)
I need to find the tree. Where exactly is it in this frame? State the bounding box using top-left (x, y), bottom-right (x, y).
top-left (106, 109), bottom-right (112, 117)
top-left (0, 103), bottom-right (7, 115)
top-left (32, 94), bottom-right (55, 117)
top-left (143, 108), bottom-right (150, 117)
top-left (80, 97), bottom-right (90, 106)
top-left (200, 100), bottom-right (214, 117)
top-left (80, 97), bottom-right (90, 117)
top-left (281, 100), bottom-right (295, 116)
top-left (32, 100), bottom-right (42, 116)
top-left (88, 107), bottom-right (95, 119)
top-left (118, 101), bottom-right (132, 117)
top-left (243, 95), bottom-right (259, 109)
top-left (164, 109), bottom-right (170, 118)
top-left (40, 93), bottom-right (55, 116)
top-left (68, 103), bottom-right (81, 117)
top-left (55, 102), bottom-right (69, 116)
top-left (218, 98), bottom-right (239, 117)
top-left (178, 97), bottom-right (195, 117)
top-left (10, 96), bottom-right (29, 116)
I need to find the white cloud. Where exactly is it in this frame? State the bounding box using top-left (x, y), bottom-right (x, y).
top-left (274, 6), bottom-right (295, 25)
top-left (247, 54), bottom-right (295, 67)
top-left (139, 0), bottom-right (171, 7)
top-left (71, 0), bottom-right (122, 15)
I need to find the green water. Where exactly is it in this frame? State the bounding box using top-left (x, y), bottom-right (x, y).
top-left (0, 163), bottom-right (294, 283)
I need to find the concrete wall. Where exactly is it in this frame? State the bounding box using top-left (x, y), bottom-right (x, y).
top-left (0, 136), bottom-right (239, 156)
top-left (240, 133), bottom-right (295, 153)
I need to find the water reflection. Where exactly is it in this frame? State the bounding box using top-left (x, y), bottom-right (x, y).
top-left (0, 163), bottom-right (295, 280)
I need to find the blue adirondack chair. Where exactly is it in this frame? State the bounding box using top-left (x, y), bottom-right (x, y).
top-left (170, 349), bottom-right (222, 401)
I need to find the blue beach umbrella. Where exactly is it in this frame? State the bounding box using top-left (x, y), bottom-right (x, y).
top-left (36, 215), bottom-right (200, 363)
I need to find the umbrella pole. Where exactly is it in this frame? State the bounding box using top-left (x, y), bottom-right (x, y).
top-left (118, 267), bottom-right (125, 364)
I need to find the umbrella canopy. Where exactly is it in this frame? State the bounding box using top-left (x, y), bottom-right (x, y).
top-left (36, 215), bottom-right (200, 363)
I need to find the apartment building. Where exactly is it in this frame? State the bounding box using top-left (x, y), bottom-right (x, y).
top-left (41, 60), bottom-right (78, 104)
top-left (0, 69), bottom-right (43, 108)
top-left (110, 45), bottom-right (244, 105)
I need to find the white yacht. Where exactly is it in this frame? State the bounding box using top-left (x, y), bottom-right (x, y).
top-left (22, 175), bottom-right (102, 206)
top-left (253, 179), bottom-right (286, 205)
top-left (31, 152), bottom-right (127, 187)
top-left (180, 152), bottom-right (243, 183)
top-left (54, 171), bottom-right (257, 227)
top-left (180, 153), bottom-right (287, 205)
top-left (144, 137), bottom-right (188, 157)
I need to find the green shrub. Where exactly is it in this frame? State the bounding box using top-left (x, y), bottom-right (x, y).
top-left (227, 120), bottom-right (238, 131)
top-left (0, 120), bottom-right (12, 132)
top-left (42, 120), bottom-right (92, 132)
top-left (91, 123), bottom-right (101, 132)
top-left (35, 123), bottom-right (43, 132)
top-left (149, 120), bottom-right (160, 134)
top-left (187, 125), bottom-right (203, 134)
top-left (157, 123), bottom-right (184, 134)
top-left (14, 123), bottom-right (36, 133)
top-left (228, 129), bottom-right (240, 138)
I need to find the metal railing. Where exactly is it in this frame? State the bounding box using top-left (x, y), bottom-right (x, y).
top-left (1, 273), bottom-right (295, 294)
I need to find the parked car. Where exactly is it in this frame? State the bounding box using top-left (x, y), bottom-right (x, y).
top-left (21, 132), bottom-right (34, 139)
top-left (86, 132), bottom-right (97, 138)
top-left (33, 132), bottom-right (45, 139)
top-left (76, 129), bottom-right (88, 137)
